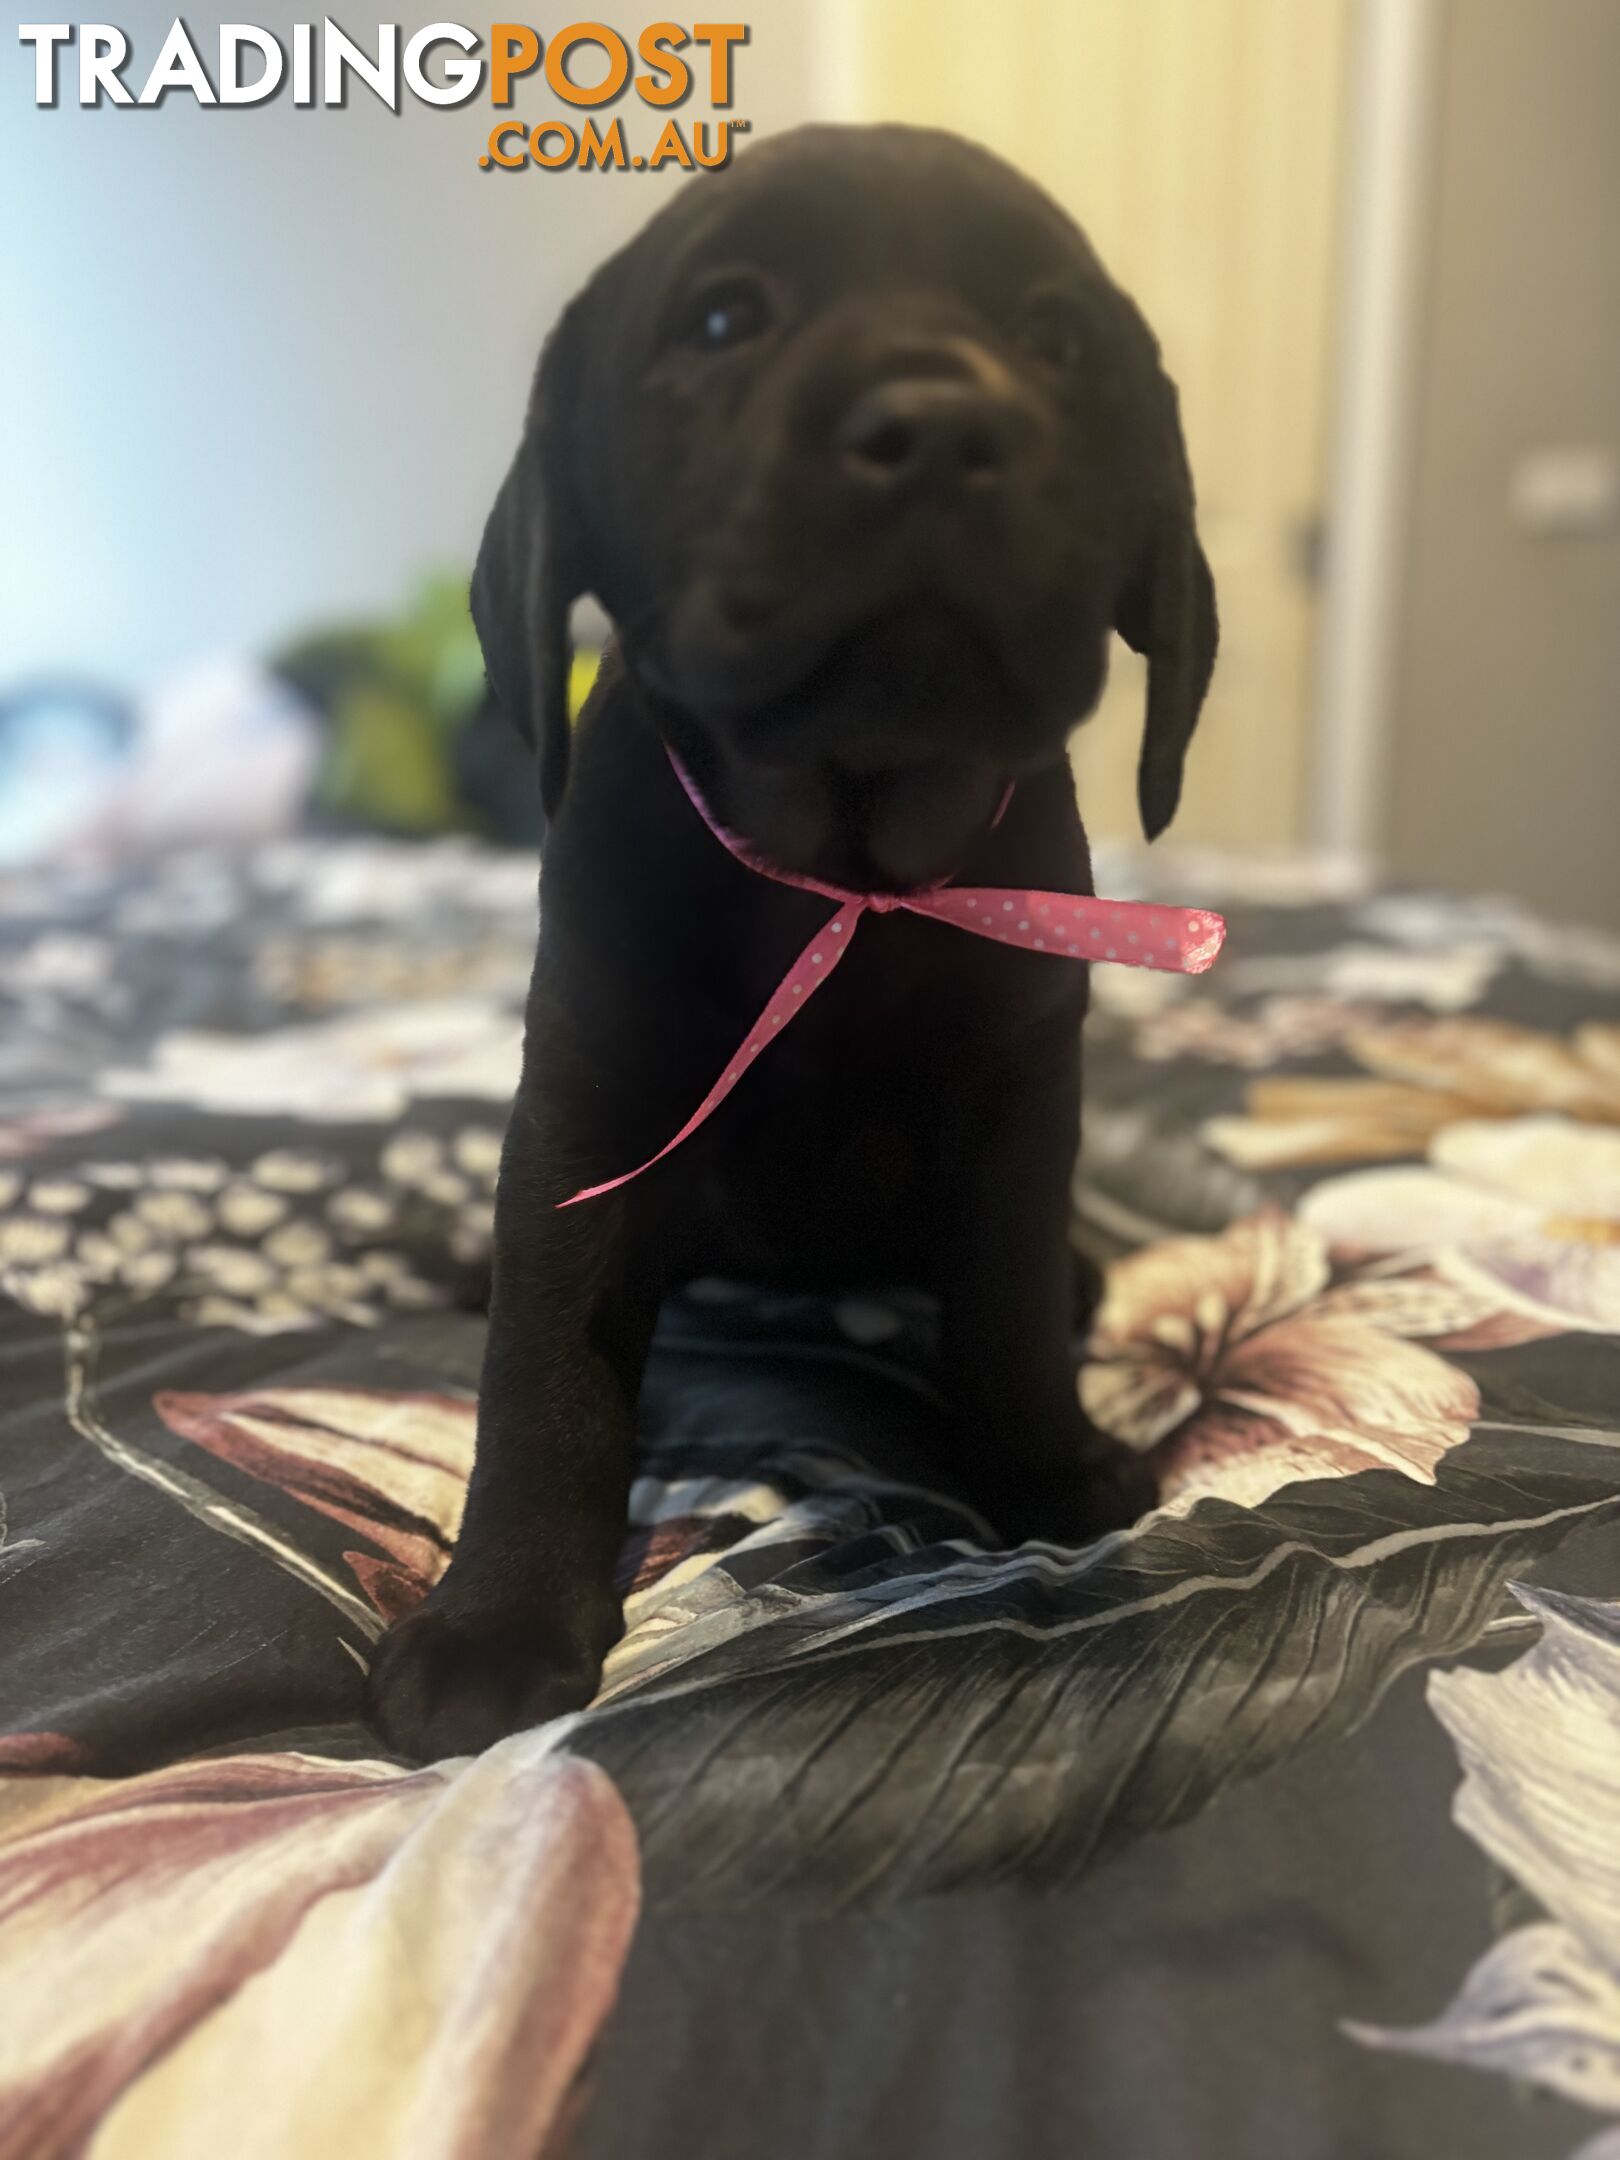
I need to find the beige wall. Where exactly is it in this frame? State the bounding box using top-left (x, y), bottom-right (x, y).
top-left (1385, 0), bottom-right (1620, 928)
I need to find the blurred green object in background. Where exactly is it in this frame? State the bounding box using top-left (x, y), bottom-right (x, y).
top-left (272, 573), bottom-right (599, 843)
top-left (274, 571), bottom-right (484, 834)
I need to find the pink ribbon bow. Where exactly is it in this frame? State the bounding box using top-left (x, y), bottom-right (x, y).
top-left (561, 749), bottom-right (1226, 1206)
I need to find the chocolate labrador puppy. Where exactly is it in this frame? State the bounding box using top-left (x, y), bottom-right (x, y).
top-left (367, 123), bottom-right (1216, 1759)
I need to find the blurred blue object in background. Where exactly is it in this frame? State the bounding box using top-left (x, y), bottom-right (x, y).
top-left (0, 684), bottom-right (132, 868)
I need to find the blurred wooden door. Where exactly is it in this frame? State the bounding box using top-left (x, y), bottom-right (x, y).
top-left (837, 0), bottom-right (1350, 848)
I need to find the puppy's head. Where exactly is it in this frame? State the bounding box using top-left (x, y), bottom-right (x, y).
top-left (475, 124), bottom-right (1216, 888)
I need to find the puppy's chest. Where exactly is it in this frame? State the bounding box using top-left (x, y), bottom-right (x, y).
top-left (642, 880), bottom-right (1089, 1284)
top-left (749, 894), bottom-right (1084, 1039)
top-left (683, 925), bottom-right (1082, 1285)
top-left (715, 909), bottom-right (1089, 1190)
top-left (683, 959), bottom-right (973, 1283)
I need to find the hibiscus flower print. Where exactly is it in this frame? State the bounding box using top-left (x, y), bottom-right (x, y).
top-left (1347, 1585), bottom-right (1620, 2154)
top-left (152, 1384), bottom-right (784, 1628)
top-left (1080, 1210), bottom-right (1485, 1511)
top-left (1302, 1115), bottom-right (1620, 1337)
top-left (1204, 1016), bottom-right (1620, 1171)
top-left (0, 1740), bottom-right (638, 2160)
top-left (154, 1387), bottom-right (477, 1620)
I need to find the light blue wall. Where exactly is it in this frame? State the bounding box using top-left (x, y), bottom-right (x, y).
top-left (0, 5), bottom-right (817, 688)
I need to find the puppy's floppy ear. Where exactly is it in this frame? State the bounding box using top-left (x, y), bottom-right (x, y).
top-left (470, 289), bottom-right (597, 820)
top-left (1114, 381), bottom-right (1218, 842)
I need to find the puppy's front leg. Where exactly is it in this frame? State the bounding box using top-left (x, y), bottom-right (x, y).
top-left (941, 1043), bottom-right (1155, 1546)
top-left (366, 1081), bottom-right (654, 1760)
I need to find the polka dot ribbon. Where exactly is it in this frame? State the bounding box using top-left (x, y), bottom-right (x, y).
top-left (560, 749), bottom-right (1226, 1206)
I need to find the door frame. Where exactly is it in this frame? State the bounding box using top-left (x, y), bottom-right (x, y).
top-left (1309, 0), bottom-right (1445, 866)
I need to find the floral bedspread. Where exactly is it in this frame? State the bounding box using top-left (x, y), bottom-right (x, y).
top-left (1, 839), bottom-right (1618, 2157)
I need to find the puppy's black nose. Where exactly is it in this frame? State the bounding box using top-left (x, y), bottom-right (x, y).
top-left (837, 380), bottom-right (1021, 491)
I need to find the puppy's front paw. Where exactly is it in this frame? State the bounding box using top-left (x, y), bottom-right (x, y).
top-left (364, 1591), bottom-right (619, 1762)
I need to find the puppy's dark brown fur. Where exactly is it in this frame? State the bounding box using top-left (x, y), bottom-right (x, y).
top-left (367, 125), bottom-right (1215, 1759)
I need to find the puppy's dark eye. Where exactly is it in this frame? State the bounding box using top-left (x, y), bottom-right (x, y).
top-left (687, 276), bottom-right (773, 352)
top-left (1024, 291), bottom-right (1091, 371)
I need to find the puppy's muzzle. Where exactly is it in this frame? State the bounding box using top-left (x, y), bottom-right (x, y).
top-left (834, 343), bottom-right (1036, 498)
